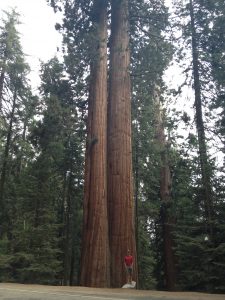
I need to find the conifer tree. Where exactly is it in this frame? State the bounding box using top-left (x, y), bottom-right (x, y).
top-left (188, 0), bottom-right (214, 238)
top-left (0, 9), bottom-right (21, 108)
top-left (129, 0), bottom-right (173, 289)
top-left (169, 0), bottom-right (225, 290)
top-left (108, 0), bottom-right (137, 287)
top-left (154, 87), bottom-right (176, 290)
top-left (80, 0), bottom-right (110, 288)
top-left (0, 9), bottom-right (32, 239)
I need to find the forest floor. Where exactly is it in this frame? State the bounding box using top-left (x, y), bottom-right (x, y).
top-left (0, 283), bottom-right (224, 300)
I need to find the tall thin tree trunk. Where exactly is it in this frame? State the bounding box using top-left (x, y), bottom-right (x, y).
top-left (133, 97), bottom-right (140, 289)
top-left (0, 69), bottom-right (5, 109)
top-left (108, 0), bottom-right (137, 287)
top-left (0, 56), bottom-right (6, 110)
top-left (16, 121), bottom-right (27, 175)
top-left (189, 0), bottom-right (214, 237)
top-left (0, 91), bottom-right (17, 204)
top-left (63, 171), bottom-right (72, 286)
top-left (69, 243), bottom-right (75, 286)
top-left (80, 0), bottom-right (109, 287)
top-left (0, 91), bottom-right (17, 238)
top-left (154, 87), bottom-right (176, 291)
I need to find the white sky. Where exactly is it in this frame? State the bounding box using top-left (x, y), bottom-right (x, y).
top-left (0, 1), bottom-right (222, 165)
top-left (0, 0), bottom-right (62, 90)
top-left (0, 0), bottom-right (173, 91)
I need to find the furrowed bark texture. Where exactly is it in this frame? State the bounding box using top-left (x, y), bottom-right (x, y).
top-left (80, 0), bottom-right (110, 287)
top-left (108, 0), bottom-right (137, 287)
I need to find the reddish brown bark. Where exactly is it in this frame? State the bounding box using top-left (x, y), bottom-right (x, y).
top-left (160, 162), bottom-right (176, 291)
top-left (108, 0), bottom-right (137, 288)
top-left (80, 0), bottom-right (110, 287)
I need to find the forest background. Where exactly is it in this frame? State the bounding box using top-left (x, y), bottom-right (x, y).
top-left (0, 0), bottom-right (225, 293)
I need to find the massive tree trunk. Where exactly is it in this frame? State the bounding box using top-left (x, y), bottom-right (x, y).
top-left (189, 0), bottom-right (214, 237)
top-left (154, 88), bottom-right (176, 291)
top-left (108, 0), bottom-right (137, 287)
top-left (80, 0), bottom-right (110, 287)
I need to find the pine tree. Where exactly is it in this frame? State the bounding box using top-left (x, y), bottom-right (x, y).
top-left (154, 87), bottom-right (176, 291)
top-left (32, 57), bottom-right (84, 285)
top-left (188, 0), bottom-right (214, 238)
top-left (0, 9), bottom-right (32, 239)
top-left (0, 9), bottom-right (21, 108)
top-left (129, 0), bottom-right (173, 289)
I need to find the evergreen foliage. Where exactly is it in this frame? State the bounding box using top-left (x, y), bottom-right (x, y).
top-left (0, 0), bottom-right (224, 292)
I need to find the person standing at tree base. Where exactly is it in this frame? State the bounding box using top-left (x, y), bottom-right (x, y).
top-left (124, 249), bottom-right (133, 284)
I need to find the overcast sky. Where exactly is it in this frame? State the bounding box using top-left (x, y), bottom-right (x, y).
top-left (0, 1), bottom-right (175, 89)
top-left (0, 0), bottom-right (62, 90)
top-left (0, 0), bottom-right (176, 90)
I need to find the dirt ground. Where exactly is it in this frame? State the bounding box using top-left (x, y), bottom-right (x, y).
top-left (0, 283), bottom-right (224, 300)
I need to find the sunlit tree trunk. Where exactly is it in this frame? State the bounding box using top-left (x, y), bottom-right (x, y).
top-left (80, 0), bottom-right (110, 287)
top-left (108, 0), bottom-right (137, 287)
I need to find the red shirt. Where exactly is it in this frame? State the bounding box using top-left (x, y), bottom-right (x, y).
top-left (124, 255), bottom-right (133, 266)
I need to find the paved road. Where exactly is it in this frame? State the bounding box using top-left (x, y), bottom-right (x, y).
top-left (0, 283), bottom-right (224, 300)
top-left (0, 286), bottom-right (154, 300)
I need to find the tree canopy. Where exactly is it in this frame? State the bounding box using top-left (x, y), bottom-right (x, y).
top-left (0, 1), bottom-right (225, 292)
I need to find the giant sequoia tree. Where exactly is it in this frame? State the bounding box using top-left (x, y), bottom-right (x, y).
top-left (1, 0), bottom-right (225, 291)
top-left (108, 0), bottom-right (137, 287)
top-left (80, 0), bottom-right (110, 288)
top-left (48, 0), bottom-right (138, 287)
